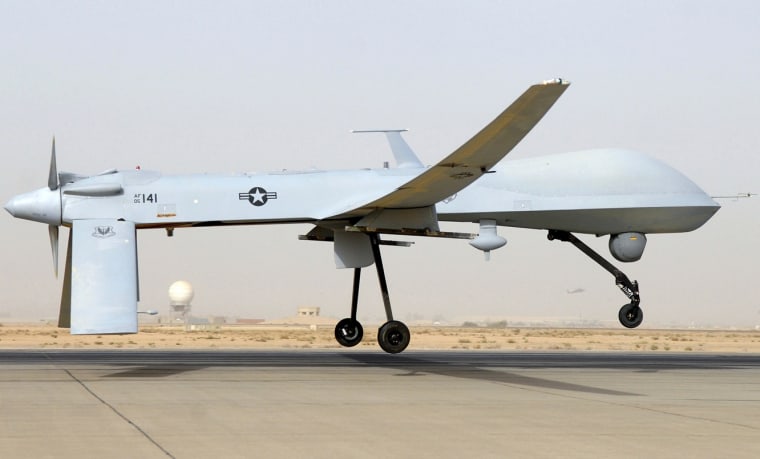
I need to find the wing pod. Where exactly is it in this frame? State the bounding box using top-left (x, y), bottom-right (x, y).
top-left (469, 219), bottom-right (507, 261)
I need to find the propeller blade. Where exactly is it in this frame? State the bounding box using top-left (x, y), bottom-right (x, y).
top-left (48, 225), bottom-right (59, 277)
top-left (48, 137), bottom-right (58, 191)
top-left (58, 229), bottom-right (72, 328)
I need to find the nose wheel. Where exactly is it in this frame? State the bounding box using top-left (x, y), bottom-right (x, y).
top-left (618, 303), bottom-right (643, 328)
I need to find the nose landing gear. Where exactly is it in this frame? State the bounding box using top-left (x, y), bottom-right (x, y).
top-left (548, 230), bottom-right (643, 328)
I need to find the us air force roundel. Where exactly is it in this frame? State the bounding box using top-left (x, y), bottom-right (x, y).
top-left (239, 187), bottom-right (278, 206)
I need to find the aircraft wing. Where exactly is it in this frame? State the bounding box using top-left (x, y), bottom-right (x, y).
top-left (330, 79), bottom-right (569, 219)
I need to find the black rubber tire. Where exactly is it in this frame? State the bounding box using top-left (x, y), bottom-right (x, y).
top-left (618, 303), bottom-right (644, 328)
top-left (334, 318), bottom-right (363, 347)
top-left (377, 320), bottom-right (410, 354)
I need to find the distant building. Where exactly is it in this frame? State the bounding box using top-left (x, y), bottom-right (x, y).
top-left (297, 307), bottom-right (320, 317)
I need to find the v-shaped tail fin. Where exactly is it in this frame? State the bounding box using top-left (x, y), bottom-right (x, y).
top-left (352, 129), bottom-right (424, 169)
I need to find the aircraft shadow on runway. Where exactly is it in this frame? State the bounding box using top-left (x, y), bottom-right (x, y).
top-left (4, 350), bottom-right (757, 397)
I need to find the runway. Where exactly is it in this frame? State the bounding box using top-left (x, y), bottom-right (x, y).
top-left (1, 350), bottom-right (759, 458)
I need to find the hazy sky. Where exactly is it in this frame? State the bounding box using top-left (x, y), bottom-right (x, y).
top-left (1, 0), bottom-right (759, 327)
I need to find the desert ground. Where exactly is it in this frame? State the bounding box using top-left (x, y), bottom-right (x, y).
top-left (2, 323), bottom-right (760, 352)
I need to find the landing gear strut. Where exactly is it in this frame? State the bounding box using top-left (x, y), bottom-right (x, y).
top-left (334, 233), bottom-right (411, 354)
top-left (548, 230), bottom-right (643, 328)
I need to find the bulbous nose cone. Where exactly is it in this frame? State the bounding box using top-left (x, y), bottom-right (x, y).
top-left (4, 187), bottom-right (61, 225)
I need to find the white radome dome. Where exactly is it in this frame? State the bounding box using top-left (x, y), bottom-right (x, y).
top-left (168, 281), bottom-right (194, 304)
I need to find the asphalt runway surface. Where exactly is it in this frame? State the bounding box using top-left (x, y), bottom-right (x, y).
top-left (1, 350), bottom-right (759, 458)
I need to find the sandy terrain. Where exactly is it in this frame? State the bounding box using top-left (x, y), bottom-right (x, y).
top-left (2, 323), bottom-right (760, 352)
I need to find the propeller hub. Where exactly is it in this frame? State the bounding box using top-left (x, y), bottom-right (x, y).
top-left (4, 187), bottom-right (62, 225)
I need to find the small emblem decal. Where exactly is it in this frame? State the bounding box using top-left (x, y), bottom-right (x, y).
top-left (92, 226), bottom-right (116, 238)
top-left (239, 187), bottom-right (278, 206)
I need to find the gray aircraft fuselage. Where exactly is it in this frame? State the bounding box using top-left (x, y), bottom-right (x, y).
top-left (7, 148), bottom-right (717, 235)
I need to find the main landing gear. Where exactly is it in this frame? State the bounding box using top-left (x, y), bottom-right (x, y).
top-left (547, 230), bottom-right (643, 328)
top-left (334, 233), bottom-right (411, 354)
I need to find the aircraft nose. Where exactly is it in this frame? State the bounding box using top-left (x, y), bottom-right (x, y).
top-left (3, 188), bottom-right (62, 225)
